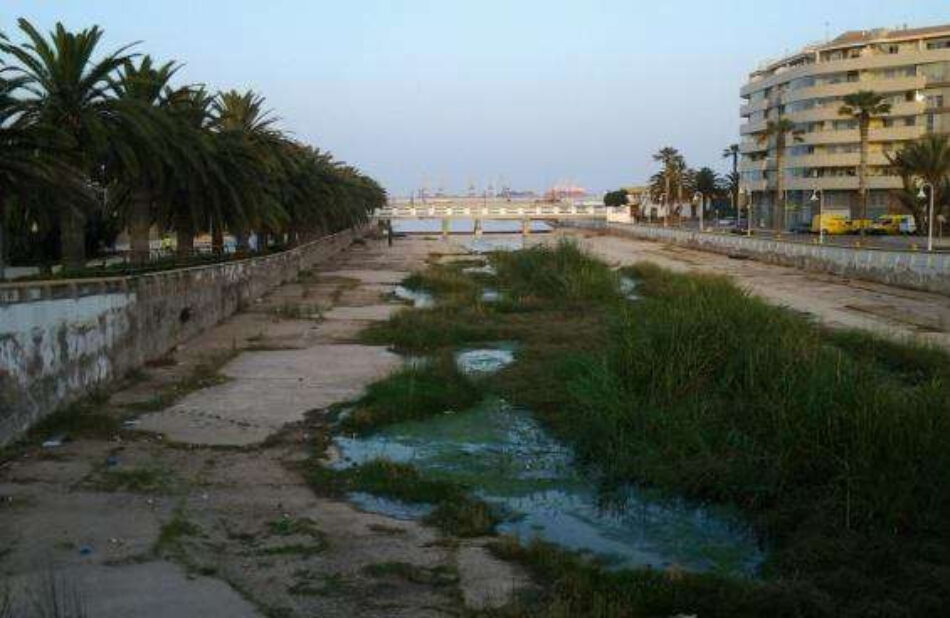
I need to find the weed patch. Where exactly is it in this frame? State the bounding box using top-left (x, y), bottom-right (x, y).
top-left (93, 464), bottom-right (178, 494)
top-left (340, 356), bottom-right (481, 434)
top-left (305, 459), bottom-right (499, 537)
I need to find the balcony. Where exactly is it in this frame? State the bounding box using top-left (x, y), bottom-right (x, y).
top-left (739, 120), bottom-right (768, 135)
top-left (783, 76), bottom-right (925, 104)
top-left (798, 124), bottom-right (925, 145)
top-left (785, 175), bottom-right (903, 191)
top-left (740, 46), bottom-right (950, 97)
top-left (784, 100), bottom-right (924, 124)
top-left (786, 152), bottom-right (891, 168)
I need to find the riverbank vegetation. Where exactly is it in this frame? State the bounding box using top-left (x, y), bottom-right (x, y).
top-left (0, 18), bottom-right (385, 275)
top-left (351, 239), bottom-right (950, 616)
top-left (339, 356), bottom-right (481, 434)
top-left (306, 459), bottom-right (498, 537)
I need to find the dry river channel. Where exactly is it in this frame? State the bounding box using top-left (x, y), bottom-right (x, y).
top-left (2, 227), bottom-right (946, 617)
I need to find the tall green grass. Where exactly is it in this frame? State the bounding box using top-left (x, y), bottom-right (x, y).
top-left (490, 239), bottom-right (620, 305)
top-left (340, 355), bottom-right (481, 434)
top-left (555, 262), bottom-right (950, 614)
top-left (349, 243), bottom-right (950, 614)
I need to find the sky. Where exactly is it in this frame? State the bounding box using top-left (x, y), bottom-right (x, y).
top-left (3, 1), bottom-right (949, 196)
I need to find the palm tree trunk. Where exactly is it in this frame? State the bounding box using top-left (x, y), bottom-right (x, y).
top-left (858, 119), bottom-right (869, 228)
top-left (235, 228), bottom-right (250, 253)
top-left (0, 202), bottom-right (6, 282)
top-left (212, 225), bottom-right (224, 255)
top-left (773, 146), bottom-right (785, 232)
top-left (129, 191), bottom-right (152, 265)
top-left (175, 208), bottom-right (194, 259)
top-left (61, 206), bottom-right (87, 271)
top-left (663, 172), bottom-right (671, 225)
top-left (732, 152), bottom-right (739, 217)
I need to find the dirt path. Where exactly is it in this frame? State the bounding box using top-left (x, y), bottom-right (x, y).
top-left (0, 234), bottom-right (525, 617)
top-left (561, 229), bottom-right (950, 349)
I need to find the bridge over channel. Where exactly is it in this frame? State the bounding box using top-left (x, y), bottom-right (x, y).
top-left (373, 198), bottom-right (630, 236)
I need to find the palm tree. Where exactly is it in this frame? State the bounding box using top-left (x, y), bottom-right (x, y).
top-left (0, 66), bottom-right (93, 277)
top-left (159, 85), bottom-right (223, 257)
top-left (0, 19), bottom-right (145, 270)
top-left (756, 117), bottom-right (802, 231)
top-left (722, 144), bottom-right (740, 213)
top-left (111, 56), bottom-right (180, 263)
top-left (211, 90), bottom-right (287, 252)
top-left (839, 90), bottom-right (892, 224)
top-left (693, 167), bottom-right (720, 220)
top-left (887, 135), bottom-right (950, 233)
top-left (652, 147), bottom-right (687, 220)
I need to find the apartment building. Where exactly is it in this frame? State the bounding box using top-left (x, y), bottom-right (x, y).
top-left (739, 24), bottom-right (950, 224)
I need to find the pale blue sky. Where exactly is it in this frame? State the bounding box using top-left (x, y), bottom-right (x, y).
top-left (4, 1), bottom-right (948, 195)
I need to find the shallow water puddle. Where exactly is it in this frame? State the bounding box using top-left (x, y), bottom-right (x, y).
top-left (480, 288), bottom-right (501, 303)
top-left (619, 276), bottom-right (639, 300)
top-left (393, 285), bottom-right (435, 308)
top-left (463, 264), bottom-right (497, 276)
top-left (334, 401), bottom-right (763, 575)
top-left (455, 347), bottom-right (515, 375)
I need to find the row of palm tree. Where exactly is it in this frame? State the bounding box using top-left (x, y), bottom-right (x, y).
top-left (1, 19), bottom-right (386, 272)
top-left (647, 147), bottom-right (732, 218)
top-left (742, 89), bottom-right (948, 233)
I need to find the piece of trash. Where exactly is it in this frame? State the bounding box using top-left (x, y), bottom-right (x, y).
top-left (42, 435), bottom-right (66, 448)
top-left (122, 420), bottom-right (139, 428)
top-left (79, 545), bottom-right (92, 556)
top-left (105, 455), bottom-right (119, 468)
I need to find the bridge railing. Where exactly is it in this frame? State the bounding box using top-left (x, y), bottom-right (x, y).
top-left (374, 203), bottom-right (621, 219)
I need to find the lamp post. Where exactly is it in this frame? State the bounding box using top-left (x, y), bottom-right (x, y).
top-left (745, 189), bottom-right (753, 237)
top-left (693, 192), bottom-right (704, 232)
top-left (917, 181), bottom-right (935, 252)
top-left (810, 188), bottom-right (824, 245)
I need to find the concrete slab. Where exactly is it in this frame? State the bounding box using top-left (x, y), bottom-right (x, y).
top-left (322, 305), bottom-right (403, 322)
top-left (134, 345), bottom-right (400, 446)
top-left (317, 269), bottom-right (410, 285)
top-left (6, 562), bottom-right (262, 618)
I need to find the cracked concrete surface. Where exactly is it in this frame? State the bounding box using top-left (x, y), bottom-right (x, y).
top-left (0, 234), bottom-right (528, 617)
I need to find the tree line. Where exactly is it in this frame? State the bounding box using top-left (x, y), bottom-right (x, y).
top-left (0, 19), bottom-right (387, 273)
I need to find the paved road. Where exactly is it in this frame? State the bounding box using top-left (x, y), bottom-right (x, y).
top-left (653, 220), bottom-right (950, 252)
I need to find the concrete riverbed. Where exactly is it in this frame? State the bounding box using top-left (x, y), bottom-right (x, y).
top-left (0, 234), bottom-right (529, 617)
top-left (2, 227), bottom-right (946, 617)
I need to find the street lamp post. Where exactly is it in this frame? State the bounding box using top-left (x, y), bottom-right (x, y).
top-left (739, 188), bottom-right (751, 237)
top-left (918, 181), bottom-right (935, 252)
top-left (810, 188), bottom-right (824, 245)
top-left (693, 192), bottom-right (704, 232)
top-left (747, 190), bottom-right (753, 237)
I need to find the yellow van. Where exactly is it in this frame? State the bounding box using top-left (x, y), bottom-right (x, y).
top-left (811, 214), bottom-right (850, 235)
top-left (870, 214), bottom-right (917, 235)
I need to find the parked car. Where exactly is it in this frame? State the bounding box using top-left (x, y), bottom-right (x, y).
top-left (870, 214), bottom-right (917, 235)
top-left (788, 221), bottom-right (812, 234)
top-left (811, 214), bottom-right (851, 235)
top-left (848, 218), bottom-right (874, 234)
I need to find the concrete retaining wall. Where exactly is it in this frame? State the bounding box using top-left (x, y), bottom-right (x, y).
top-left (0, 230), bottom-right (360, 446)
top-left (597, 223), bottom-right (950, 296)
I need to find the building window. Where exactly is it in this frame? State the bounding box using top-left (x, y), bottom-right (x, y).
top-left (926, 39), bottom-right (950, 50)
top-left (833, 119), bottom-right (857, 130)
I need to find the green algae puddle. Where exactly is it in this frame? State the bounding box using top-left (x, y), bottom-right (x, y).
top-left (333, 397), bottom-right (763, 576)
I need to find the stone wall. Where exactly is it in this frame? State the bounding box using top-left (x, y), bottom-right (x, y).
top-left (596, 223), bottom-right (950, 296)
top-left (0, 230), bottom-right (360, 446)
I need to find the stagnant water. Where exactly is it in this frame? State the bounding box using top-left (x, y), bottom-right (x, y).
top-left (334, 349), bottom-right (763, 576)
